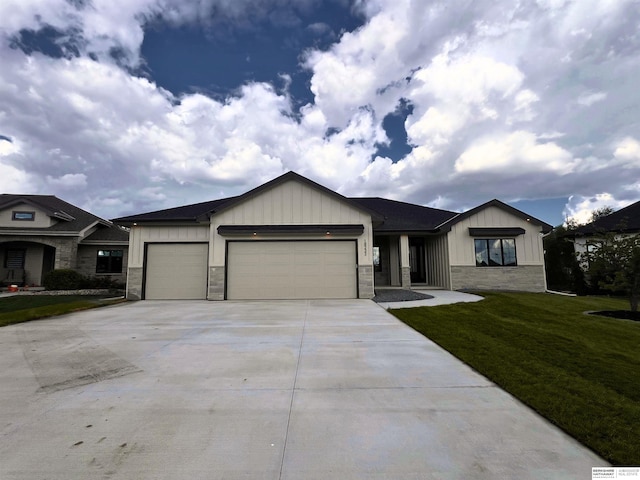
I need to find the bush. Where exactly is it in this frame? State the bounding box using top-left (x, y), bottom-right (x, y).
top-left (43, 269), bottom-right (85, 290)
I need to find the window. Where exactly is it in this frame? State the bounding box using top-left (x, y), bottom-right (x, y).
top-left (96, 249), bottom-right (123, 273)
top-left (373, 246), bottom-right (381, 272)
top-left (12, 211), bottom-right (35, 221)
top-left (4, 249), bottom-right (26, 268)
top-left (475, 239), bottom-right (517, 267)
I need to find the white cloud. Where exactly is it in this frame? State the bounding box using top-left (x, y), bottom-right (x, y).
top-left (46, 173), bottom-right (87, 188)
top-left (564, 193), bottom-right (632, 225)
top-left (577, 91), bottom-right (607, 106)
top-left (614, 137), bottom-right (640, 160)
top-left (455, 131), bottom-right (576, 175)
top-left (0, 0), bottom-right (639, 224)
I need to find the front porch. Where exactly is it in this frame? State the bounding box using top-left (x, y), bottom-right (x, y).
top-left (373, 234), bottom-right (451, 290)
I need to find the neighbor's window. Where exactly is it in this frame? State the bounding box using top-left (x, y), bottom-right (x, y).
top-left (96, 249), bottom-right (123, 273)
top-left (12, 211), bottom-right (35, 221)
top-left (4, 249), bottom-right (26, 269)
top-left (474, 239), bottom-right (517, 267)
top-left (373, 246), bottom-right (381, 272)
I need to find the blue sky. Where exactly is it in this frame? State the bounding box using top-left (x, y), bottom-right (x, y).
top-left (1, 0), bottom-right (639, 226)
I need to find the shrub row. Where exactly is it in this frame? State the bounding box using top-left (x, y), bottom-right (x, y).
top-left (42, 269), bottom-right (126, 291)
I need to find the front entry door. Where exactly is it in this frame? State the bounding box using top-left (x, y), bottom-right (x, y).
top-left (409, 237), bottom-right (426, 283)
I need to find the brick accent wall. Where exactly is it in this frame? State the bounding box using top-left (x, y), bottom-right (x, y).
top-left (208, 266), bottom-right (225, 300)
top-left (358, 264), bottom-right (374, 299)
top-left (450, 265), bottom-right (546, 292)
top-left (126, 267), bottom-right (143, 300)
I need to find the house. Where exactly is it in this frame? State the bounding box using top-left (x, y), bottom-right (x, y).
top-left (0, 194), bottom-right (129, 287)
top-left (571, 200), bottom-right (640, 260)
top-left (113, 172), bottom-right (552, 300)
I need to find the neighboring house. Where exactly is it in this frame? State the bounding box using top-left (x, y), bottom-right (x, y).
top-left (113, 172), bottom-right (552, 301)
top-left (571, 200), bottom-right (640, 260)
top-left (0, 194), bottom-right (129, 287)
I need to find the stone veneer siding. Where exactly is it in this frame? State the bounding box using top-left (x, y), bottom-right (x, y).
top-left (450, 265), bottom-right (546, 292)
top-left (357, 264), bottom-right (374, 299)
top-left (126, 267), bottom-right (143, 300)
top-left (401, 266), bottom-right (411, 289)
top-left (208, 266), bottom-right (225, 300)
top-left (0, 235), bottom-right (78, 269)
top-left (76, 245), bottom-right (128, 284)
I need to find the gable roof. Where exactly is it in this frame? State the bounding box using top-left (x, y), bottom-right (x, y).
top-left (0, 194), bottom-right (113, 234)
top-left (111, 174), bottom-right (552, 235)
top-left (573, 200), bottom-right (640, 235)
top-left (350, 197), bottom-right (457, 233)
top-left (113, 171), bottom-right (383, 224)
top-left (438, 199), bottom-right (553, 233)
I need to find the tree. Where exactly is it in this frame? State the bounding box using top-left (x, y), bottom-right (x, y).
top-left (583, 230), bottom-right (640, 312)
top-left (590, 206), bottom-right (615, 222)
top-left (544, 225), bottom-right (586, 293)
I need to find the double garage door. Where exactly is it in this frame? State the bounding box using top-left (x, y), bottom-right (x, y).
top-left (144, 241), bottom-right (357, 300)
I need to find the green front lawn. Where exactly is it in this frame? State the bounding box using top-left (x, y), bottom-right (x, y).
top-left (391, 292), bottom-right (640, 466)
top-left (0, 295), bottom-right (125, 327)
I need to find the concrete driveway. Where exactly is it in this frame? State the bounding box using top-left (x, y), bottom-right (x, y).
top-left (0, 300), bottom-right (603, 479)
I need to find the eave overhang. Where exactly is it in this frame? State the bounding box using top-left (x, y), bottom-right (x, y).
top-left (468, 227), bottom-right (526, 236)
top-left (217, 224), bottom-right (365, 236)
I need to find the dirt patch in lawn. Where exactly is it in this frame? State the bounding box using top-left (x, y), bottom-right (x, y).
top-left (587, 310), bottom-right (640, 321)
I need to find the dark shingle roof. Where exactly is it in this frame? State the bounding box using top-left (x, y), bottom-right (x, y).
top-left (0, 194), bottom-right (108, 233)
top-left (573, 200), bottom-right (640, 235)
top-left (113, 172), bottom-right (383, 224)
top-left (350, 198), bottom-right (458, 232)
top-left (113, 197), bottom-right (237, 223)
top-left (83, 225), bottom-right (129, 242)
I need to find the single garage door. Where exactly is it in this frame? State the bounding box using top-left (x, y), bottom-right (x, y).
top-left (144, 243), bottom-right (208, 300)
top-left (227, 241), bottom-right (357, 300)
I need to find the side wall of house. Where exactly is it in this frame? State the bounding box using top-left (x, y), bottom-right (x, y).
top-left (447, 206), bottom-right (547, 292)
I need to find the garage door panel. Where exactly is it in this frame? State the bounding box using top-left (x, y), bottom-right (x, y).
top-left (227, 241), bottom-right (357, 300)
top-left (145, 243), bottom-right (208, 300)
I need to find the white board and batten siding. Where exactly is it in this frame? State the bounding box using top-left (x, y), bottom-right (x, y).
top-left (210, 180), bottom-right (374, 267)
top-left (447, 206), bottom-right (545, 266)
top-left (127, 225), bottom-right (210, 300)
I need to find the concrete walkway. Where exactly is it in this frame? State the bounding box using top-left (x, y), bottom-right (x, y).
top-left (0, 300), bottom-right (604, 479)
top-left (376, 289), bottom-right (485, 309)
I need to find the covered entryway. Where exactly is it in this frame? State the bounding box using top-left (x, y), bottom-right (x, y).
top-left (226, 240), bottom-right (357, 300)
top-left (144, 243), bottom-right (208, 300)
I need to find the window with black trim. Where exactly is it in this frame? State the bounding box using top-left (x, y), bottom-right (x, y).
top-left (96, 250), bottom-right (123, 273)
top-left (12, 211), bottom-right (35, 221)
top-left (373, 246), bottom-right (381, 272)
top-left (4, 249), bottom-right (26, 268)
top-left (474, 239), bottom-right (517, 267)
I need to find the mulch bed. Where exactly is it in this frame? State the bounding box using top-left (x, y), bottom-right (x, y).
top-left (372, 290), bottom-right (434, 303)
top-left (587, 310), bottom-right (640, 321)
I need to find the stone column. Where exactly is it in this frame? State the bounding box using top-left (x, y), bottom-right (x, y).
top-left (400, 234), bottom-right (411, 289)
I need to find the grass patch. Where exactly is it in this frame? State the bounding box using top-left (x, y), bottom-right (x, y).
top-left (0, 295), bottom-right (125, 327)
top-left (390, 292), bottom-right (640, 466)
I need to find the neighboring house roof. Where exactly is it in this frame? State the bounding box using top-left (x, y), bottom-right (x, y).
top-left (82, 225), bottom-right (130, 243)
top-left (350, 197), bottom-right (458, 233)
top-left (0, 194), bottom-right (127, 240)
top-left (438, 199), bottom-right (553, 234)
top-left (572, 200), bottom-right (640, 236)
